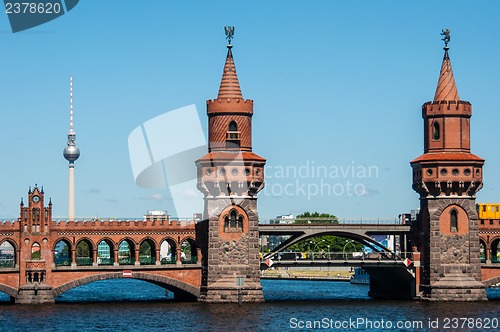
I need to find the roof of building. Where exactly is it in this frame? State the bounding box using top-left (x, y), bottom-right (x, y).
top-left (217, 45), bottom-right (243, 99)
top-left (197, 151), bottom-right (266, 162)
top-left (411, 152), bottom-right (484, 163)
top-left (433, 47), bottom-right (460, 102)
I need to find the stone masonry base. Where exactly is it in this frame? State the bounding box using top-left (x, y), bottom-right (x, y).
top-left (198, 279), bottom-right (264, 303)
top-left (15, 283), bottom-right (55, 304)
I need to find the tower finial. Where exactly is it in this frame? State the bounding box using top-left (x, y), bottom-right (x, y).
top-left (217, 26), bottom-right (242, 99)
top-left (433, 29), bottom-right (459, 101)
top-left (70, 74), bottom-right (74, 133)
top-left (441, 28), bottom-right (450, 49)
top-left (224, 26), bottom-right (234, 47)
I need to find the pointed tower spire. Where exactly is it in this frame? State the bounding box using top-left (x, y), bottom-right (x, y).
top-left (433, 29), bottom-right (459, 101)
top-left (217, 26), bottom-right (243, 99)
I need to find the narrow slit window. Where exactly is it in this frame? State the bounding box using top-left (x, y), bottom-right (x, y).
top-left (432, 122), bottom-right (440, 140)
top-left (450, 209), bottom-right (458, 232)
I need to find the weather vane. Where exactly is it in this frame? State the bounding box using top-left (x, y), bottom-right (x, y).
top-left (441, 28), bottom-right (450, 47)
top-left (225, 26), bottom-right (235, 45)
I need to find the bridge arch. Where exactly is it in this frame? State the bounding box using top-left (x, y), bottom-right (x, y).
top-left (52, 237), bottom-right (72, 251)
top-left (264, 231), bottom-right (392, 259)
top-left (138, 236), bottom-right (158, 249)
top-left (484, 276), bottom-right (500, 288)
top-left (0, 238), bottom-right (18, 251)
top-left (96, 237), bottom-right (117, 250)
top-left (0, 283), bottom-right (17, 298)
top-left (53, 238), bottom-right (72, 266)
top-left (52, 272), bottom-right (199, 300)
top-left (0, 238), bottom-right (18, 267)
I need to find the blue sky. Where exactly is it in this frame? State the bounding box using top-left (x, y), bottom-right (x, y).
top-left (1, 1), bottom-right (499, 220)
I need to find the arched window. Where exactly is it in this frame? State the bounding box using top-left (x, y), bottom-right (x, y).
top-left (224, 209), bottom-right (243, 232)
top-left (450, 209), bottom-right (458, 232)
top-left (31, 242), bottom-right (41, 260)
top-left (229, 121), bottom-right (238, 132)
top-left (226, 120), bottom-right (240, 141)
top-left (432, 122), bottom-right (440, 140)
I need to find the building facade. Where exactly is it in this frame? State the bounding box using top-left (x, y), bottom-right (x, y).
top-left (410, 34), bottom-right (486, 300)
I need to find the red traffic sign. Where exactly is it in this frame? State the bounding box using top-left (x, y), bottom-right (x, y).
top-left (266, 258), bottom-right (273, 267)
top-left (123, 270), bottom-right (133, 278)
top-left (403, 258), bottom-right (412, 267)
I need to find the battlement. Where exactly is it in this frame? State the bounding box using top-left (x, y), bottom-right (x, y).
top-left (50, 218), bottom-right (198, 230)
top-left (422, 100), bottom-right (472, 116)
top-left (0, 220), bottom-right (18, 230)
top-left (206, 98), bottom-right (253, 115)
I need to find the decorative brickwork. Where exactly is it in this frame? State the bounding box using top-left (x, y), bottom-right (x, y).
top-left (196, 36), bottom-right (266, 303)
top-left (410, 40), bottom-right (486, 301)
top-left (0, 186), bottom-right (202, 304)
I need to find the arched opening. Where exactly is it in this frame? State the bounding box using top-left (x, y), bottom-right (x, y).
top-left (480, 239), bottom-right (486, 263)
top-left (432, 122), bottom-right (440, 140)
top-left (491, 238), bottom-right (500, 264)
top-left (0, 241), bottom-right (15, 267)
top-left (139, 239), bottom-right (156, 265)
top-left (224, 209), bottom-right (243, 232)
top-left (53, 272), bottom-right (199, 302)
top-left (54, 239), bottom-right (71, 266)
top-left (97, 239), bottom-right (114, 266)
top-left (180, 238), bottom-right (197, 264)
top-left (160, 239), bottom-right (176, 264)
top-left (76, 239), bottom-right (93, 266)
top-left (226, 120), bottom-right (241, 147)
top-left (31, 242), bottom-right (41, 260)
top-left (118, 239), bottom-right (135, 265)
top-left (450, 209), bottom-right (458, 232)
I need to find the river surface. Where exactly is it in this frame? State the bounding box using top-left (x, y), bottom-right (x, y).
top-left (0, 279), bottom-right (499, 331)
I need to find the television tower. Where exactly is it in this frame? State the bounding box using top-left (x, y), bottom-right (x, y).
top-left (63, 75), bottom-right (80, 221)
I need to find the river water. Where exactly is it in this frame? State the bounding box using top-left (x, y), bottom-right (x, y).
top-left (0, 279), bottom-right (499, 331)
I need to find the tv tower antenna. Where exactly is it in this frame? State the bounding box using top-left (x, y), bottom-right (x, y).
top-left (63, 75), bottom-right (80, 221)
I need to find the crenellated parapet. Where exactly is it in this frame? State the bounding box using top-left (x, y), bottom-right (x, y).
top-left (50, 218), bottom-right (197, 230)
top-left (422, 100), bottom-right (472, 117)
top-left (207, 98), bottom-right (253, 114)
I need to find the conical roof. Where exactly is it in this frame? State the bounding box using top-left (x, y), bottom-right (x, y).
top-left (433, 48), bottom-right (460, 101)
top-left (217, 46), bottom-right (243, 99)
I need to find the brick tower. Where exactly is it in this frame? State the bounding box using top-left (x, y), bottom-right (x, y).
top-left (196, 27), bottom-right (266, 303)
top-left (410, 31), bottom-right (487, 301)
top-left (17, 185), bottom-right (55, 303)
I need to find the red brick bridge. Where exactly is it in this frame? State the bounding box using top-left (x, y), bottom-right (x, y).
top-left (1, 187), bottom-right (500, 303)
top-left (0, 187), bottom-right (202, 303)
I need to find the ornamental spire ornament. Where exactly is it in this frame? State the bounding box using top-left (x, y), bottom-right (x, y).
top-left (217, 26), bottom-right (242, 99)
top-left (441, 28), bottom-right (450, 48)
top-left (224, 26), bottom-right (234, 45)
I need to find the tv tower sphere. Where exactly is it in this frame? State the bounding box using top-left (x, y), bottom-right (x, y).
top-left (63, 141), bottom-right (80, 163)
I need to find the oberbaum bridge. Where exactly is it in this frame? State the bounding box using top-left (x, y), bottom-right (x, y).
top-left (1, 28), bottom-right (500, 304)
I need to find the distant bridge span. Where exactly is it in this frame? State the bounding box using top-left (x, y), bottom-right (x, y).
top-left (258, 223), bottom-right (412, 259)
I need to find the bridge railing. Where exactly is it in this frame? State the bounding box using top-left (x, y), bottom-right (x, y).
top-left (259, 218), bottom-right (406, 225)
top-left (263, 251), bottom-right (415, 262)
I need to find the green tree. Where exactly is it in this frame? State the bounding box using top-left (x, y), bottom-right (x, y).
top-left (294, 211), bottom-right (338, 224)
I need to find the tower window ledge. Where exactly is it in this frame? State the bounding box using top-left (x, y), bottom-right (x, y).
top-left (226, 131), bottom-right (241, 140)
